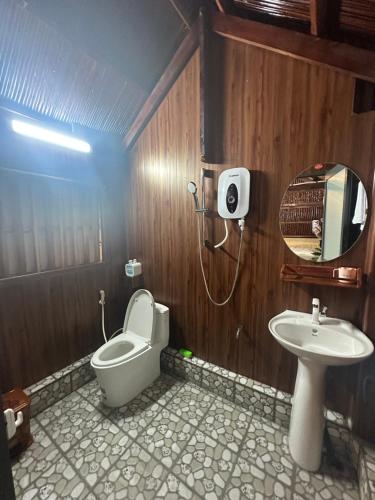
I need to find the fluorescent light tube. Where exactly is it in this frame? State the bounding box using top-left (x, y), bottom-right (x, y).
top-left (11, 119), bottom-right (91, 153)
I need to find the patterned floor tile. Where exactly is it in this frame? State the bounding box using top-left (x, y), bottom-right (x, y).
top-left (363, 445), bottom-right (375, 495)
top-left (239, 416), bottom-right (294, 491)
top-left (167, 383), bottom-right (214, 426)
top-left (92, 442), bottom-right (167, 499)
top-left (274, 400), bottom-right (291, 429)
top-left (141, 373), bottom-right (185, 406)
top-left (12, 421), bottom-right (60, 496)
top-left (71, 362), bottom-right (95, 391)
top-left (173, 429), bottom-right (235, 499)
top-left (37, 395), bottom-right (104, 452)
top-left (174, 356), bottom-right (202, 385)
top-left (161, 351), bottom-right (175, 374)
top-left (234, 383), bottom-right (275, 419)
top-left (77, 379), bottom-right (112, 415)
top-left (107, 393), bottom-right (163, 439)
top-left (225, 461), bottom-right (292, 499)
top-left (136, 406), bottom-right (193, 467)
top-left (20, 455), bottom-right (90, 499)
top-left (358, 451), bottom-right (371, 500)
top-left (156, 473), bottom-right (201, 499)
top-left (200, 396), bottom-right (252, 452)
top-left (202, 369), bottom-right (235, 400)
top-left (28, 375), bottom-right (72, 417)
top-left (66, 419), bottom-right (132, 488)
top-left (12, 378), bottom-right (364, 500)
top-left (294, 463), bottom-right (359, 500)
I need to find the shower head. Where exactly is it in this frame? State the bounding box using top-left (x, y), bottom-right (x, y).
top-left (187, 181), bottom-right (199, 210)
top-left (187, 181), bottom-right (197, 194)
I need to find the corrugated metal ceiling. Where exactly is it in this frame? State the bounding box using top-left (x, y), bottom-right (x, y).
top-left (0, 0), bottom-right (204, 136)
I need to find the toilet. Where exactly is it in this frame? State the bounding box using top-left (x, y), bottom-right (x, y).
top-left (91, 289), bottom-right (169, 407)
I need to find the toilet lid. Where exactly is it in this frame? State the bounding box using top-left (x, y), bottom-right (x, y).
top-left (123, 289), bottom-right (155, 344)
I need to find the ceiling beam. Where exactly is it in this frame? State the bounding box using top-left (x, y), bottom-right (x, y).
top-left (215, 0), bottom-right (234, 15)
top-left (168, 0), bottom-right (191, 29)
top-left (310, 0), bottom-right (328, 36)
top-left (124, 21), bottom-right (199, 149)
top-left (310, 0), bottom-right (342, 37)
top-left (212, 12), bottom-right (375, 83)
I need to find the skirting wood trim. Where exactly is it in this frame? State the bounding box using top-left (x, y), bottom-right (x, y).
top-left (124, 21), bottom-right (199, 150)
top-left (212, 12), bottom-right (375, 84)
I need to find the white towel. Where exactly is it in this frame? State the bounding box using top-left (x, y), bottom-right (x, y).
top-left (352, 181), bottom-right (368, 229)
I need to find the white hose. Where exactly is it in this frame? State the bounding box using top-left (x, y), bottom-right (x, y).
top-left (197, 215), bottom-right (244, 306)
top-left (109, 328), bottom-right (123, 341)
top-left (101, 301), bottom-right (108, 343)
top-left (100, 292), bottom-right (123, 343)
top-left (214, 219), bottom-right (229, 249)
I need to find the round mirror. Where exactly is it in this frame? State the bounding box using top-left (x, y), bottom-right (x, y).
top-left (280, 163), bottom-right (368, 262)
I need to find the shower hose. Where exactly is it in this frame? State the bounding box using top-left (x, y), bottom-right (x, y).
top-left (197, 214), bottom-right (244, 306)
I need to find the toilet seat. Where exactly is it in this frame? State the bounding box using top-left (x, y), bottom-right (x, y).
top-left (92, 332), bottom-right (149, 368)
top-left (91, 289), bottom-right (156, 369)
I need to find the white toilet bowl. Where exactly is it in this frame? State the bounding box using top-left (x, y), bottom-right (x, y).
top-left (91, 289), bottom-right (169, 407)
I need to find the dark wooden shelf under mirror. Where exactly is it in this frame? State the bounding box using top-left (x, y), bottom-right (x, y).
top-left (280, 264), bottom-right (363, 289)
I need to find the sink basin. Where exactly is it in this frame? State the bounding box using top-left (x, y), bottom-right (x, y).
top-left (268, 309), bottom-right (373, 472)
top-left (269, 310), bottom-right (373, 366)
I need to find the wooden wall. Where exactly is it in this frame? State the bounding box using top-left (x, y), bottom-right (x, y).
top-left (127, 43), bottom-right (375, 426)
top-left (0, 122), bottom-right (128, 392)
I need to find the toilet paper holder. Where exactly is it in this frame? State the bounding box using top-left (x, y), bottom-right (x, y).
top-left (4, 408), bottom-right (23, 440)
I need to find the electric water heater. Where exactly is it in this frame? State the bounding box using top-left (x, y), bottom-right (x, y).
top-left (218, 167), bottom-right (250, 219)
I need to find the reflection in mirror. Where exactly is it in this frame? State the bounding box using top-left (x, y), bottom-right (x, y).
top-left (280, 163), bottom-right (368, 262)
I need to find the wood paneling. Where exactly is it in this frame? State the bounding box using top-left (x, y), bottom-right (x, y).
top-left (127, 44), bottom-right (375, 433)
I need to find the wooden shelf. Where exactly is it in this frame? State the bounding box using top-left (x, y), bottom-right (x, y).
top-left (281, 264), bottom-right (363, 288)
top-left (281, 202), bottom-right (323, 208)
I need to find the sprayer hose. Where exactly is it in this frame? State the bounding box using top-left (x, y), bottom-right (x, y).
top-left (197, 214), bottom-right (243, 307)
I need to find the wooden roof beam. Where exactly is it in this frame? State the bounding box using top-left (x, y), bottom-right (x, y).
top-left (168, 0), bottom-right (191, 29)
top-left (310, 0), bottom-right (342, 37)
top-left (124, 21), bottom-right (199, 149)
top-left (310, 0), bottom-right (328, 36)
top-left (215, 0), bottom-right (234, 15)
top-left (212, 12), bottom-right (375, 83)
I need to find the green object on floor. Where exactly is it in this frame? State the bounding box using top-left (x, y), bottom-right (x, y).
top-left (179, 348), bottom-right (193, 358)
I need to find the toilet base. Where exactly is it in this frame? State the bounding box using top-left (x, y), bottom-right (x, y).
top-left (92, 347), bottom-right (161, 408)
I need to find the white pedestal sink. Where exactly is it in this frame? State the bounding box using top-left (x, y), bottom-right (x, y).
top-left (268, 309), bottom-right (374, 472)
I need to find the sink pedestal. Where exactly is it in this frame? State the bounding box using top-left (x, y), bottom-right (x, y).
top-left (289, 359), bottom-right (327, 471)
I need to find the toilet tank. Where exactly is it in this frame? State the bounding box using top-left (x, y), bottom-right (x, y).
top-left (154, 303), bottom-right (169, 348)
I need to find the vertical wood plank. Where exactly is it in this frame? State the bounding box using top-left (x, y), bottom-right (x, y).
top-left (128, 42), bottom-right (375, 441)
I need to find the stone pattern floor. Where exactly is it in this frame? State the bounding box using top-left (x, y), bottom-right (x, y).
top-left (12, 373), bottom-right (359, 499)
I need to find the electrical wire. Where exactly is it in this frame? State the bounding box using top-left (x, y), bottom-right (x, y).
top-left (197, 214), bottom-right (244, 306)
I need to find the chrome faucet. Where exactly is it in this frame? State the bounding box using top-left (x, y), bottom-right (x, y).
top-left (312, 298), bottom-right (320, 325)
